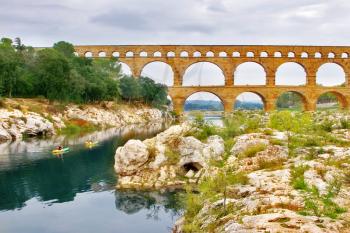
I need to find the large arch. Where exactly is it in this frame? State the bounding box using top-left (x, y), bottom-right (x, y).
top-left (140, 61), bottom-right (174, 86)
top-left (316, 63), bottom-right (346, 87)
top-left (316, 91), bottom-right (347, 110)
top-left (234, 92), bottom-right (265, 110)
top-left (234, 62), bottom-right (266, 85)
top-left (275, 62), bottom-right (307, 86)
top-left (183, 91), bottom-right (224, 112)
top-left (117, 62), bottom-right (132, 76)
top-left (182, 62), bottom-right (225, 86)
top-left (276, 91), bottom-right (308, 111)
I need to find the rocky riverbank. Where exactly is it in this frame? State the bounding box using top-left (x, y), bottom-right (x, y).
top-left (114, 111), bottom-right (350, 233)
top-left (0, 98), bottom-right (166, 143)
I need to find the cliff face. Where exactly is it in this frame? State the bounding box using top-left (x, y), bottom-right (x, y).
top-left (0, 98), bottom-right (165, 143)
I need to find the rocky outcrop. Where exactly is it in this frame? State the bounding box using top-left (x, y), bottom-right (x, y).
top-left (114, 123), bottom-right (225, 189)
top-left (0, 100), bottom-right (165, 143)
top-left (173, 127), bottom-right (350, 233)
top-left (0, 109), bottom-right (54, 142)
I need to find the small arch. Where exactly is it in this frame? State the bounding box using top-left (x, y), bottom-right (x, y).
top-left (73, 52), bottom-right (79, 57)
top-left (316, 63), bottom-right (346, 87)
top-left (246, 52), bottom-right (254, 57)
top-left (140, 51), bottom-right (148, 57)
top-left (85, 51), bottom-right (93, 58)
top-left (232, 52), bottom-right (240, 57)
top-left (219, 52), bottom-right (227, 57)
top-left (98, 51), bottom-right (106, 57)
top-left (234, 92), bottom-right (264, 110)
top-left (341, 52), bottom-right (348, 58)
top-left (301, 52), bottom-right (308, 58)
top-left (153, 51), bottom-right (161, 57)
top-left (276, 91), bottom-right (307, 111)
top-left (141, 61), bottom-right (174, 86)
top-left (193, 51), bottom-right (202, 57)
top-left (315, 52), bottom-right (322, 58)
top-left (184, 91), bottom-right (224, 112)
top-left (126, 51), bottom-right (134, 57)
top-left (288, 52), bottom-right (295, 58)
top-left (206, 51), bottom-right (214, 57)
top-left (260, 52), bottom-right (268, 57)
top-left (112, 51), bottom-right (120, 57)
top-left (328, 52), bottom-right (335, 58)
top-left (167, 51), bottom-right (175, 57)
top-left (316, 91), bottom-right (347, 110)
top-left (180, 51), bottom-right (189, 57)
top-left (182, 62), bottom-right (225, 86)
top-left (275, 62), bottom-right (307, 86)
top-left (234, 62), bottom-right (266, 85)
top-left (274, 52), bottom-right (282, 58)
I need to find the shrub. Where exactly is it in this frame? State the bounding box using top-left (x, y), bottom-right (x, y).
top-left (238, 143), bottom-right (267, 159)
top-left (164, 147), bottom-right (180, 165)
top-left (291, 165), bottom-right (309, 190)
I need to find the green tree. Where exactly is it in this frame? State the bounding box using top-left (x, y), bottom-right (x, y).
top-left (35, 48), bottom-right (71, 101)
top-left (53, 41), bottom-right (75, 58)
top-left (119, 76), bottom-right (142, 102)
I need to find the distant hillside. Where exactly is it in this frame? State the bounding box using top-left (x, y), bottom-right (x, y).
top-left (184, 100), bottom-right (263, 111)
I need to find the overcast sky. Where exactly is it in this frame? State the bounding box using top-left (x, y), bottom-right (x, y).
top-left (1, 0), bottom-right (349, 103)
top-left (2, 0), bottom-right (350, 46)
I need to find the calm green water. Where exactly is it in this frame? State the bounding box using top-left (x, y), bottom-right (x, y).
top-left (0, 123), bottom-right (182, 233)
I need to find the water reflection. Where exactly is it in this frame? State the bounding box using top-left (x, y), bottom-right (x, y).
top-left (0, 121), bottom-right (181, 233)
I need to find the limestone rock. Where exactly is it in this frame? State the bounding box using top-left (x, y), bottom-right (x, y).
top-left (114, 139), bottom-right (149, 176)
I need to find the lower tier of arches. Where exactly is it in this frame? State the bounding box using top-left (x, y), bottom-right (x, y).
top-left (168, 87), bottom-right (350, 114)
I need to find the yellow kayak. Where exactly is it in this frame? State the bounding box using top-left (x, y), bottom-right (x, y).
top-left (52, 147), bottom-right (70, 154)
top-left (85, 141), bottom-right (98, 148)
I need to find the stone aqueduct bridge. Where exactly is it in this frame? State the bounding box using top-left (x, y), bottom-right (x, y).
top-left (74, 45), bottom-right (350, 114)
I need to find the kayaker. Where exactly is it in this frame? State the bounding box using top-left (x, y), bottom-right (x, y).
top-left (56, 145), bottom-right (63, 150)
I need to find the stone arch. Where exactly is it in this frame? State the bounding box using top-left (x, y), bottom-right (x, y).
top-left (275, 62), bottom-right (307, 86)
top-left (315, 52), bottom-right (322, 58)
top-left (234, 62), bottom-right (266, 85)
top-left (167, 51), bottom-right (175, 57)
top-left (85, 51), bottom-right (93, 57)
top-left (219, 52), bottom-right (227, 57)
top-left (140, 51), bottom-right (148, 57)
top-left (260, 51), bottom-right (268, 57)
top-left (193, 51), bottom-right (202, 57)
top-left (232, 52), bottom-right (240, 57)
top-left (112, 51), bottom-right (120, 57)
top-left (126, 51), bottom-right (134, 57)
top-left (154, 51), bottom-right (161, 57)
top-left (274, 52), bottom-right (282, 57)
top-left (234, 91), bottom-right (265, 110)
top-left (182, 62), bottom-right (225, 86)
top-left (117, 62), bottom-right (132, 76)
top-left (180, 51), bottom-right (189, 57)
top-left (328, 52), bottom-right (335, 58)
top-left (316, 91), bottom-right (348, 110)
top-left (246, 52), bottom-right (254, 57)
top-left (341, 52), bottom-right (348, 58)
top-left (288, 52), bottom-right (295, 58)
top-left (301, 52), bottom-right (308, 58)
top-left (140, 61), bottom-right (174, 86)
top-left (276, 91), bottom-right (309, 111)
top-left (183, 91), bottom-right (224, 112)
top-left (98, 51), bottom-right (106, 57)
top-left (206, 51), bottom-right (214, 57)
top-left (316, 63), bottom-right (346, 87)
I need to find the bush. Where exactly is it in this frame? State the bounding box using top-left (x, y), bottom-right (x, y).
top-left (238, 143), bottom-right (267, 159)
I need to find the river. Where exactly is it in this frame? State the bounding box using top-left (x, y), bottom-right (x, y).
top-left (0, 122), bottom-right (182, 233)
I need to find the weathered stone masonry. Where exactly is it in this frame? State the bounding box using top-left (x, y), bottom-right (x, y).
top-left (74, 45), bottom-right (350, 113)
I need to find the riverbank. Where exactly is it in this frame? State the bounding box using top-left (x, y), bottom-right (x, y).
top-left (0, 98), bottom-right (168, 143)
top-left (115, 110), bottom-right (350, 232)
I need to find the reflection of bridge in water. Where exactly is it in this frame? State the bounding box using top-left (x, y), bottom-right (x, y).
top-left (74, 45), bottom-right (350, 113)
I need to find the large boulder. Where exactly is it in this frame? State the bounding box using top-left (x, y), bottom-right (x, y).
top-left (114, 139), bottom-right (149, 176)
